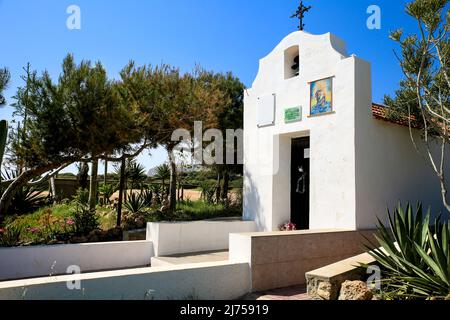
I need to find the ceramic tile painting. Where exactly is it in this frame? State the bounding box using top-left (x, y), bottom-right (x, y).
top-left (310, 77), bottom-right (333, 115)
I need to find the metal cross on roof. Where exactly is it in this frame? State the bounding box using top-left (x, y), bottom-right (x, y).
top-left (290, 1), bottom-right (312, 31)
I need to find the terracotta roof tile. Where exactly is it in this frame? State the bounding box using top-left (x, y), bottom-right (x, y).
top-left (371, 102), bottom-right (418, 127)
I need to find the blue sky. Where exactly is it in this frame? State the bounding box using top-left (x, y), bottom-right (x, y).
top-left (0, 0), bottom-right (416, 173)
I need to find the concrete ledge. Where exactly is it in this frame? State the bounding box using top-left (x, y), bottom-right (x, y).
top-left (230, 229), bottom-right (376, 292)
top-left (0, 261), bottom-right (251, 300)
top-left (148, 220), bottom-right (257, 256)
top-left (0, 241), bottom-right (154, 281)
top-left (305, 252), bottom-right (376, 300)
top-left (123, 229), bottom-right (146, 241)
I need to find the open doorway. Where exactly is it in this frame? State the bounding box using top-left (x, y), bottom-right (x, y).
top-left (291, 137), bottom-right (310, 230)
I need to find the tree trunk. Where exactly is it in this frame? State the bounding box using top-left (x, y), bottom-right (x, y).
top-left (117, 156), bottom-right (126, 227)
top-left (0, 164), bottom-right (61, 219)
top-left (162, 179), bottom-right (166, 199)
top-left (168, 148), bottom-right (177, 212)
top-left (221, 170), bottom-right (230, 201)
top-left (216, 172), bottom-right (222, 204)
top-left (104, 159), bottom-right (108, 185)
top-left (89, 158), bottom-right (99, 211)
top-left (50, 177), bottom-right (57, 204)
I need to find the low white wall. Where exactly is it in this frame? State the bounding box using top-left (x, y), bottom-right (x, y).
top-left (0, 241), bottom-right (154, 281)
top-left (0, 262), bottom-right (251, 300)
top-left (147, 220), bottom-right (257, 257)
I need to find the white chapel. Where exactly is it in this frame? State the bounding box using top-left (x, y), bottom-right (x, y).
top-left (243, 31), bottom-right (448, 232)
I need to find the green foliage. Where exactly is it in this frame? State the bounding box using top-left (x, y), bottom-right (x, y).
top-left (0, 67), bottom-right (10, 105)
top-left (0, 225), bottom-right (22, 247)
top-left (127, 161), bottom-right (147, 189)
top-left (383, 0), bottom-right (450, 213)
top-left (71, 205), bottom-right (99, 237)
top-left (199, 181), bottom-right (216, 204)
top-left (141, 189), bottom-right (153, 207)
top-left (3, 204), bottom-right (115, 244)
top-left (124, 191), bottom-right (147, 214)
top-left (150, 184), bottom-right (164, 205)
top-left (10, 54), bottom-right (143, 177)
top-left (384, 0), bottom-right (449, 131)
top-left (73, 188), bottom-right (89, 207)
top-left (71, 188), bottom-right (99, 236)
top-left (99, 183), bottom-right (116, 204)
top-left (368, 203), bottom-right (450, 299)
top-left (154, 164), bottom-right (170, 185)
top-left (175, 200), bottom-right (241, 221)
top-left (1, 170), bottom-right (49, 216)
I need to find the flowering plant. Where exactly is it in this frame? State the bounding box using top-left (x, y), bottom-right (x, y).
top-left (279, 221), bottom-right (297, 231)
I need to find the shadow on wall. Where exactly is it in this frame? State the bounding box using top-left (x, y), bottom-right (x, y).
top-left (243, 171), bottom-right (264, 231)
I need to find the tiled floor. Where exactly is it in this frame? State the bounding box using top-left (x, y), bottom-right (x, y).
top-left (244, 285), bottom-right (312, 301)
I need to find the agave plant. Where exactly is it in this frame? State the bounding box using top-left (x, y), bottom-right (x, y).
top-left (123, 191), bottom-right (147, 214)
top-left (140, 189), bottom-right (153, 207)
top-left (368, 203), bottom-right (450, 299)
top-left (1, 170), bottom-right (49, 216)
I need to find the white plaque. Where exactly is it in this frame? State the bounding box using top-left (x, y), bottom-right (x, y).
top-left (304, 148), bottom-right (310, 159)
top-left (257, 94), bottom-right (276, 127)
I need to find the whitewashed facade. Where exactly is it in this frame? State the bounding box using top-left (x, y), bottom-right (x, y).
top-left (244, 31), bottom-right (448, 232)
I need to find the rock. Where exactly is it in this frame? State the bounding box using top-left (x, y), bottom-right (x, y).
top-left (88, 235), bottom-right (99, 243)
top-left (338, 281), bottom-right (373, 301)
top-left (70, 236), bottom-right (87, 244)
top-left (160, 199), bottom-right (171, 213)
top-left (317, 282), bottom-right (333, 300)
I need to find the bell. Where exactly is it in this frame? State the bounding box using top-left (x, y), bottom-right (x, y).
top-left (291, 55), bottom-right (299, 76)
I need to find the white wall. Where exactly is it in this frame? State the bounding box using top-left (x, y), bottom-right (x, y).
top-left (244, 31), bottom-right (358, 231)
top-left (0, 262), bottom-right (251, 300)
top-left (147, 220), bottom-right (257, 257)
top-left (0, 241), bottom-right (154, 281)
top-left (354, 57), bottom-right (450, 228)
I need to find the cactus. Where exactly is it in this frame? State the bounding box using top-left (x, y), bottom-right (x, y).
top-left (0, 120), bottom-right (7, 172)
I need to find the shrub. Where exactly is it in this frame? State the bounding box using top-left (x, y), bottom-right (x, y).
top-left (199, 181), bottom-right (216, 204)
top-left (71, 189), bottom-right (99, 236)
top-left (367, 203), bottom-right (450, 300)
top-left (73, 188), bottom-right (89, 207)
top-left (99, 184), bottom-right (116, 205)
top-left (0, 225), bottom-right (22, 247)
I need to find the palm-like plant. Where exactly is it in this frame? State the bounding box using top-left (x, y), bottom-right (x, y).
top-left (128, 161), bottom-right (147, 189)
top-left (367, 203), bottom-right (450, 299)
top-left (154, 164), bottom-right (170, 194)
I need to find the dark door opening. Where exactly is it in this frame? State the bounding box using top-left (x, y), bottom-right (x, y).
top-left (291, 137), bottom-right (310, 230)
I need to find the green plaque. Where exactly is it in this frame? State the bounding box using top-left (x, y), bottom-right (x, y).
top-left (284, 106), bottom-right (302, 123)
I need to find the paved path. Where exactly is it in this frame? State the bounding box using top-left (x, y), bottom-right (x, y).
top-left (244, 285), bottom-right (312, 301)
top-left (151, 250), bottom-right (229, 267)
